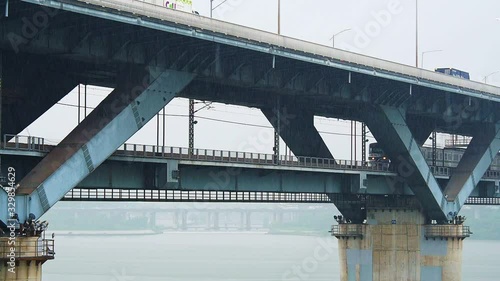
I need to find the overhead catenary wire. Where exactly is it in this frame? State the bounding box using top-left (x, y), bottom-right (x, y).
top-left (66, 87), bottom-right (368, 128)
top-left (55, 101), bottom-right (376, 139)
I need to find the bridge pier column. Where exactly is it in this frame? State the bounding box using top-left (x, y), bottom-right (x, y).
top-left (245, 211), bottom-right (251, 231)
top-left (0, 236), bottom-right (54, 281)
top-left (334, 209), bottom-right (466, 281)
top-left (173, 211), bottom-right (179, 229)
top-left (273, 211), bottom-right (283, 224)
top-left (181, 211), bottom-right (187, 231)
top-left (240, 211), bottom-right (245, 230)
top-left (212, 211), bottom-right (219, 231)
top-left (148, 212), bottom-right (156, 229)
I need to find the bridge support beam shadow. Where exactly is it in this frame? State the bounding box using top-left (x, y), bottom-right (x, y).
top-left (333, 208), bottom-right (467, 281)
top-left (261, 105), bottom-right (333, 159)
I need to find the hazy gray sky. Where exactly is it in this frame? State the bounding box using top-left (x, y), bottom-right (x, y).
top-left (19, 0), bottom-right (500, 160)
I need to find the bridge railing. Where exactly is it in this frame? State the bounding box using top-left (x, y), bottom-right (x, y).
top-left (431, 165), bottom-right (500, 179)
top-left (445, 138), bottom-right (471, 148)
top-left (0, 237), bottom-right (54, 261)
top-left (424, 225), bottom-right (472, 240)
top-left (0, 135), bottom-right (387, 172)
top-left (63, 188), bottom-right (333, 203)
top-left (117, 143), bottom-right (392, 172)
top-left (62, 188), bottom-right (500, 205)
top-left (466, 197), bottom-right (500, 205)
top-left (330, 224), bottom-right (364, 239)
top-left (3, 134), bottom-right (45, 152)
top-left (3, 135), bottom-right (500, 178)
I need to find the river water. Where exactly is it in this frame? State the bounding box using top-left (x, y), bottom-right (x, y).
top-left (43, 233), bottom-right (499, 281)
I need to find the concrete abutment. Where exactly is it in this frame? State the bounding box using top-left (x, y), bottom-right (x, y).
top-left (334, 209), bottom-right (467, 281)
top-left (0, 236), bottom-right (54, 281)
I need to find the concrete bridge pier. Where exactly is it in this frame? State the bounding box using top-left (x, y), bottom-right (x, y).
top-left (212, 211), bottom-right (219, 230)
top-left (334, 209), bottom-right (468, 281)
top-left (180, 211), bottom-right (187, 230)
top-left (273, 211), bottom-right (283, 225)
top-left (147, 212), bottom-right (156, 229)
top-left (0, 236), bottom-right (54, 281)
top-left (245, 211), bottom-right (252, 231)
top-left (207, 211), bottom-right (220, 230)
top-left (174, 210), bottom-right (188, 230)
top-left (239, 212), bottom-right (245, 230)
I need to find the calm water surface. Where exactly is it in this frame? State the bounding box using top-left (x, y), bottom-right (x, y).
top-left (43, 233), bottom-right (499, 281)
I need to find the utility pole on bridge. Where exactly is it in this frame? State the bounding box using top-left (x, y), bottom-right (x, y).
top-left (274, 0), bottom-right (281, 164)
top-left (188, 99), bottom-right (195, 155)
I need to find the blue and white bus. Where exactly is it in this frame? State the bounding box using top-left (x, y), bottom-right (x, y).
top-left (435, 68), bottom-right (470, 80)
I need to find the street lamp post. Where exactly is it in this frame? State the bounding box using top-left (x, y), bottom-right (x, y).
top-left (278, 0), bottom-right (281, 34)
top-left (330, 28), bottom-right (351, 48)
top-left (416, 0), bottom-right (418, 67)
top-left (210, 0), bottom-right (229, 18)
top-left (421, 49), bottom-right (443, 69)
top-left (329, 27), bottom-right (354, 163)
top-left (421, 48), bottom-right (443, 164)
top-left (329, 27), bottom-right (353, 160)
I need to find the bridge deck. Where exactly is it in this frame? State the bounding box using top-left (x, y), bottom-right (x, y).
top-left (26, 0), bottom-right (500, 100)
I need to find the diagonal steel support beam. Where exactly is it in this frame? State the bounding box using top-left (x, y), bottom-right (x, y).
top-left (445, 123), bottom-right (500, 208)
top-left (261, 107), bottom-right (333, 159)
top-left (5, 68), bottom-right (194, 223)
top-left (363, 105), bottom-right (455, 221)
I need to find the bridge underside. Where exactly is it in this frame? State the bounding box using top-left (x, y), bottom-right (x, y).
top-left (1, 1), bottom-right (498, 136)
top-left (1, 0), bottom-right (500, 225)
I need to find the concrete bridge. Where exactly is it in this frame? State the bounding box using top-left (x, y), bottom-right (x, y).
top-left (1, 0), bottom-right (500, 280)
